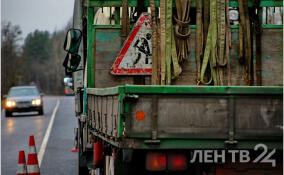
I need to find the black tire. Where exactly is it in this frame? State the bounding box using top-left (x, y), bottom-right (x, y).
top-left (38, 107), bottom-right (44, 115)
top-left (78, 121), bottom-right (89, 175)
top-left (5, 110), bottom-right (12, 117)
top-left (114, 152), bottom-right (136, 175)
top-left (78, 151), bottom-right (89, 175)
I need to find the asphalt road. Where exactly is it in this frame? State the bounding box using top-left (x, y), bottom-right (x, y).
top-left (1, 96), bottom-right (78, 175)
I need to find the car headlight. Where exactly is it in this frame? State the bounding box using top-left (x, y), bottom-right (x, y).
top-left (6, 100), bottom-right (16, 107)
top-left (32, 99), bottom-right (41, 105)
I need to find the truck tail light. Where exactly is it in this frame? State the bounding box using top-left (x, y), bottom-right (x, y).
top-left (146, 152), bottom-right (166, 171)
top-left (65, 89), bottom-right (68, 94)
top-left (167, 153), bottom-right (187, 171)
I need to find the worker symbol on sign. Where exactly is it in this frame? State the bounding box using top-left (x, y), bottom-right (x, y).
top-left (133, 33), bottom-right (152, 65)
top-left (111, 13), bottom-right (152, 75)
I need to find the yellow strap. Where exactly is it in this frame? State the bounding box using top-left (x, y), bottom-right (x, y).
top-left (196, 0), bottom-right (203, 83)
top-left (226, 0), bottom-right (232, 85)
top-left (217, 0), bottom-right (226, 66)
top-left (200, 0), bottom-right (218, 85)
top-left (160, 0), bottom-right (166, 85)
top-left (174, 0), bottom-right (191, 62)
top-left (150, 0), bottom-right (159, 85)
top-left (171, 30), bottom-right (179, 79)
top-left (165, 0), bottom-right (172, 85)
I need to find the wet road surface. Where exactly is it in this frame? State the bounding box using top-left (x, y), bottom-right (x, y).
top-left (1, 96), bottom-right (78, 175)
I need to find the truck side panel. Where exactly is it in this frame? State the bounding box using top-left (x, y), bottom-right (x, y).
top-left (88, 94), bottom-right (120, 138)
top-left (126, 94), bottom-right (282, 139)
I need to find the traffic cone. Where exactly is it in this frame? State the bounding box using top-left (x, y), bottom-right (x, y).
top-left (17, 150), bottom-right (27, 175)
top-left (71, 147), bottom-right (78, 152)
top-left (27, 135), bottom-right (40, 175)
top-left (71, 129), bottom-right (79, 152)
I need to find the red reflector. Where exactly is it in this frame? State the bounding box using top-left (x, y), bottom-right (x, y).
top-left (65, 89), bottom-right (68, 94)
top-left (136, 110), bottom-right (146, 121)
top-left (168, 153), bottom-right (187, 171)
top-left (146, 152), bottom-right (166, 171)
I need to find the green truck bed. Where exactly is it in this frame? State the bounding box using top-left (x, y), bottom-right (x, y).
top-left (86, 85), bottom-right (283, 150)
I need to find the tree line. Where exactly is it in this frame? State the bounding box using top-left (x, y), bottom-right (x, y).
top-left (1, 21), bottom-right (71, 97)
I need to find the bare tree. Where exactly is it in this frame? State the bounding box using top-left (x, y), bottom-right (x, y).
top-left (1, 22), bottom-right (23, 96)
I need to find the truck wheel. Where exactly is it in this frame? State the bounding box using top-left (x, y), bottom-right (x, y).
top-left (114, 155), bottom-right (136, 175)
top-left (78, 146), bottom-right (89, 175)
top-left (5, 110), bottom-right (12, 117)
top-left (78, 161), bottom-right (89, 175)
top-left (78, 121), bottom-right (89, 175)
top-left (78, 143), bottom-right (89, 175)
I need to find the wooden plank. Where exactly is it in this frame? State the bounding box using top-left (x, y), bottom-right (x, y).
top-left (94, 28), bottom-right (134, 87)
top-left (113, 96), bottom-right (119, 137)
top-left (107, 96), bottom-right (114, 136)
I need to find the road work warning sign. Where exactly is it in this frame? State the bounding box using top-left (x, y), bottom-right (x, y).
top-left (111, 13), bottom-right (152, 75)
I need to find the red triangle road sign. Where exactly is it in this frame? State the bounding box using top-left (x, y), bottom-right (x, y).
top-left (111, 13), bottom-right (152, 75)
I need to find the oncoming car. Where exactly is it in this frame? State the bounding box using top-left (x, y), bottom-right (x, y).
top-left (4, 86), bottom-right (44, 117)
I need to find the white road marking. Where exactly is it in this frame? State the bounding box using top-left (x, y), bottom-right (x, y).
top-left (38, 100), bottom-right (60, 167)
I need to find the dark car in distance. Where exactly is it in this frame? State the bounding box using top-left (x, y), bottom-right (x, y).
top-left (4, 86), bottom-right (44, 117)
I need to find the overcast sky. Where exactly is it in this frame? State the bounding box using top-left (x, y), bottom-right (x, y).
top-left (2, 0), bottom-right (74, 43)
